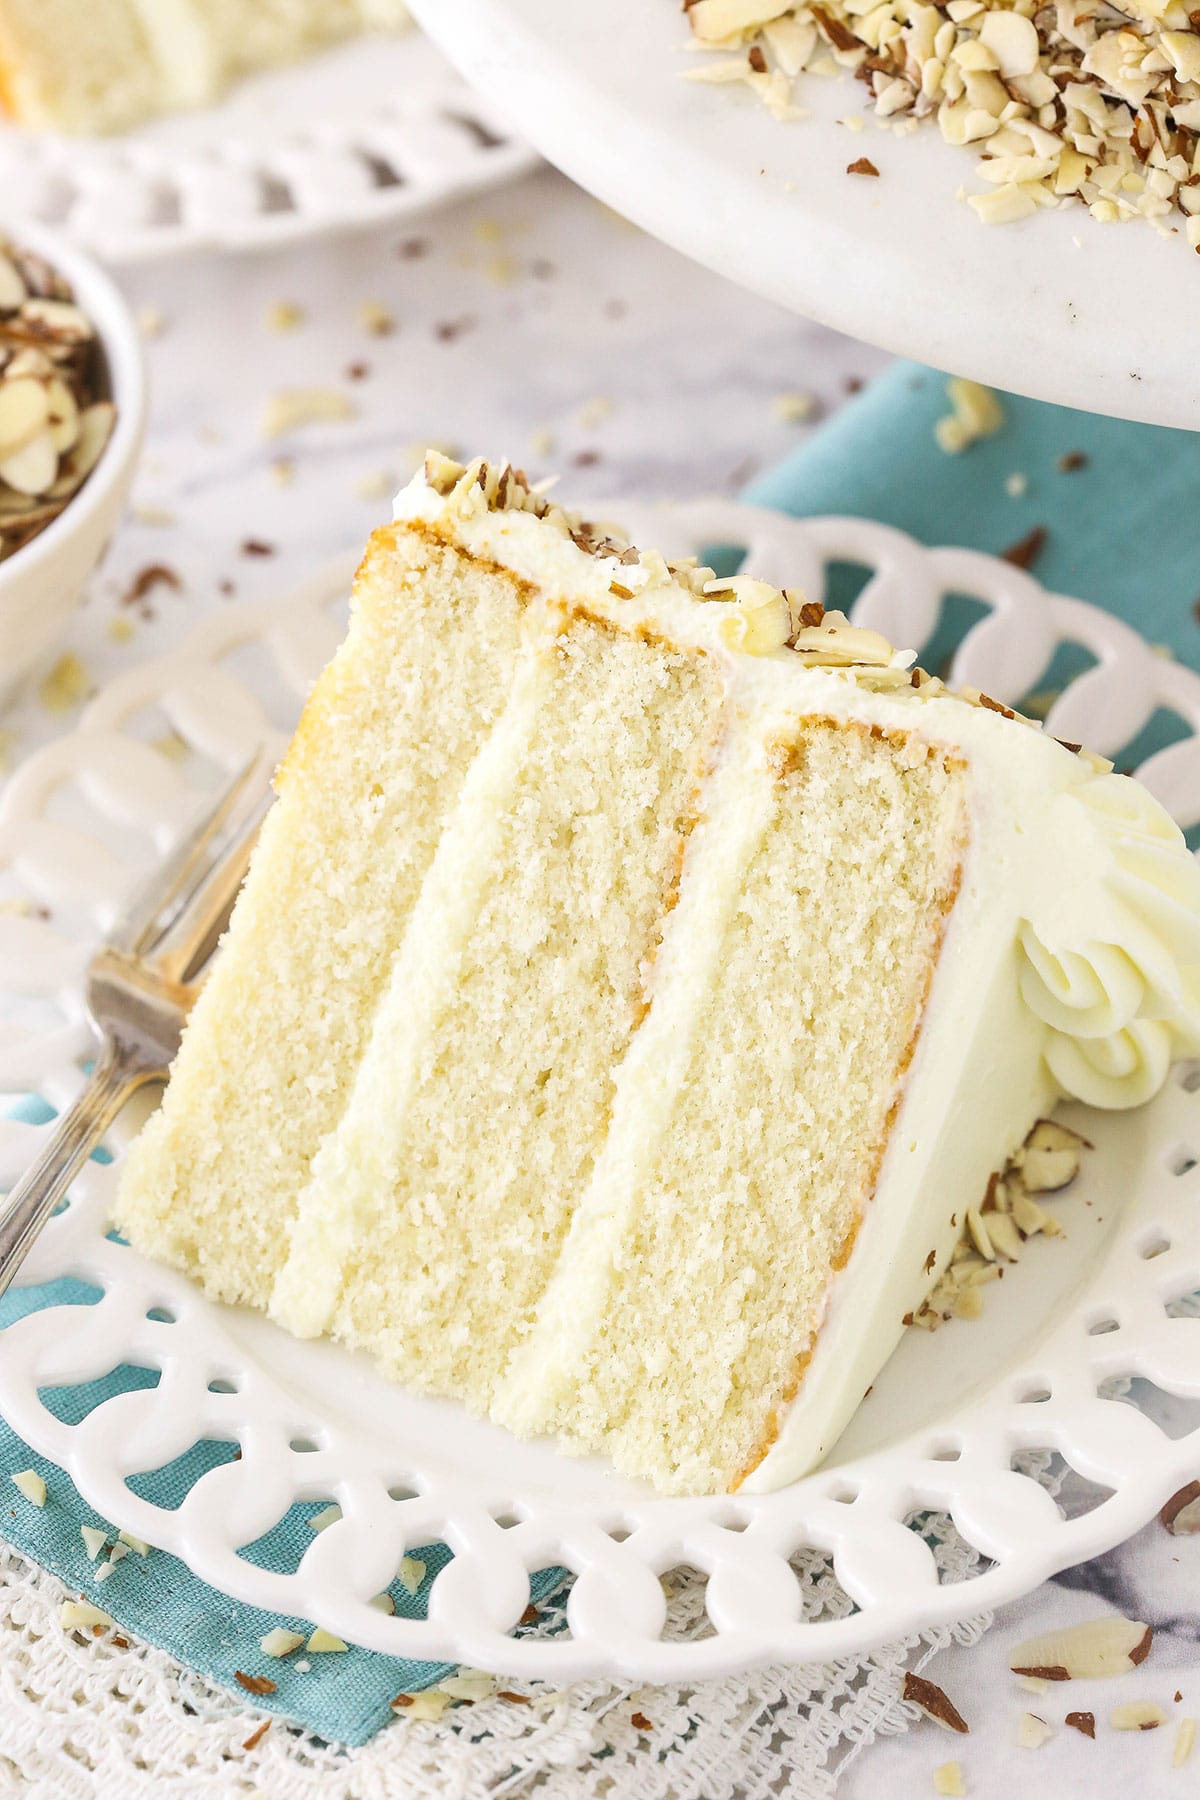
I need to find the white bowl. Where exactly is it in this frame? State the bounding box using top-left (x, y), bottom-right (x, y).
top-left (0, 220), bottom-right (146, 705)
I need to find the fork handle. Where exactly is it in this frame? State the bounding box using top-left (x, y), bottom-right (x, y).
top-left (0, 1041), bottom-right (147, 1304)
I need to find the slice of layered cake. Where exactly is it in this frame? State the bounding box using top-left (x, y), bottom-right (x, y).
top-left (114, 455), bottom-right (1200, 1495)
top-left (0, 0), bottom-right (409, 135)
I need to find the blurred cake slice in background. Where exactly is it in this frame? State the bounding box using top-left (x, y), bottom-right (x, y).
top-left (0, 0), bottom-right (410, 134)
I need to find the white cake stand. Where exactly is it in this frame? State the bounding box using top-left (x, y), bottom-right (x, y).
top-left (408, 0), bottom-right (1199, 431)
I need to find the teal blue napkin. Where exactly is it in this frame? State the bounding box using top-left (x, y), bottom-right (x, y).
top-left (4, 359), bottom-right (1199, 1747)
top-left (0, 1099), bottom-right (563, 1747)
top-left (748, 360), bottom-right (1200, 682)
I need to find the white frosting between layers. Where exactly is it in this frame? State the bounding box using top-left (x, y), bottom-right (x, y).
top-left (392, 462), bottom-right (1200, 1488)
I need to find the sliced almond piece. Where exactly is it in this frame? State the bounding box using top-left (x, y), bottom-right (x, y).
top-left (1174, 1718), bottom-right (1197, 1767)
top-left (932, 1763), bottom-right (966, 1798)
top-left (985, 1211), bottom-right (1023, 1262)
top-left (440, 1667), bottom-right (498, 1701)
top-left (260, 1627), bottom-right (305, 1657)
top-left (1065, 1710), bottom-right (1095, 1737)
top-left (1160, 1481), bottom-right (1200, 1534)
top-left (48, 401), bottom-right (113, 497)
top-left (19, 297), bottom-right (93, 345)
top-left (1017, 1712), bottom-right (1054, 1748)
top-left (1110, 1700), bottom-right (1167, 1730)
top-left (12, 1469), bottom-right (46, 1506)
top-left (80, 1525), bottom-right (107, 1560)
top-left (0, 376), bottom-right (49, 457)
top-left (369, 1591), bottom-right (395, 1613)
top-left (0, 429), bottom-right (56, 497)
top-left (966, 1206), bottom-right (994, 1260)
top-left (398, 1555), bottom-right (427, 1596)
top-left (60, 1599), bottom-right (113, 1632)
top-left (979, 10), bottom-right (1039, 77)
top-left (0, 252), bottom-right (27, 313)
top-left (1010, 1617), bottom-right (1151, 1681)
top-left (903, 1671), bottom-right (969, 1732)
top-left (1011, 1191), bottom-right (1051, 1238)
top-left (1019, 1120), bottom-right (1089, 1193)
top-left (308, 1503), bottom-right (342, 1532)
top-left (306, 1626), bottom-right (348, 1653)
top-left (44, 376), bottom-right (79, 455)
top-left (4, 346), bottom-right (54, 379)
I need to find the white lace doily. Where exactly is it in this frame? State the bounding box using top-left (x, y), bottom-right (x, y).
top-left (0, 1535), bottom-right (991, 1798)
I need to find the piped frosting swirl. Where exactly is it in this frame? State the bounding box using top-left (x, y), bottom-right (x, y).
top-left (1018, 773), bottom-right (1200, 1108)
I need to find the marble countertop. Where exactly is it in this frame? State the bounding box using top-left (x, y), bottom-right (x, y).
top-left (1, 160), bottom-right (1196, 1798)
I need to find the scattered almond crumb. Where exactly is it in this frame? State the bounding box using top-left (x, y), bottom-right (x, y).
top-left (391, 1689), bottom-right (452, 1721)
top-left (80, 1526), bottom-right (107, 1560)
top-left (1017, 1712), bottom-right (1054, 1749)
top-left (234, 1671), bottom-right (277, 1696)
top-left (903, 1671), bottom-right (969, 1733)
top-left (260, 1628), bottom-right (306, 1658)
top-left (60, 1599), bottom-right (113, 1632)
top-left (847, 155), bottom-right (880, 175)
top-left (355, 468), bottom-right (395, 501)
top-left (576, 396), bottom-right (613, 430)
top-left (935, 379), bottom-right (1004, 454)
top-left (242, 1720), bottom-right (271, 1752)
top-left (1174, 1718), bottom-right (1197, 1767)
top-left (265, 301), bottom-right (304, 333)
top-left (932, 1761), bottom-right (966, 1797)
top-left (11, 1470), bottom-right (45, 1507)
top-left (1004, 472), bottom-right (1028, 498)
top-left (1017, 1675), bottom-right (1049, 1695)
top-left (306, 1627), bottom-right (348, 1654)
top-left (107, 616), bottom-right (135, 644)
top-left (1057, 450), bottom-right (1088, 472)
top-left (1002, 525), bottom-right (1048, 570)
top-left (358, 299), bottom-right (396, 337)
top-left (1111, 1700), bottom-right (1168, 1730)
top-left (38, 652), bottom-right (91, 714)
top-left (441, 1669), bottom-right (497, 1701)
top-left (530, 427), bottom-right (556, 458)
top-left (484, 255), bottom-right (518, 286)
top-left (130, 502), bottom-right (177, 527)
top-left (631, 1710), bottom-right (653, 1731)
top-left (270, 459), bottom-right (295, 488)
top-left (260, 388), bottom-right (356, 440)
top-left (772, 390), bottom-right (819, 424)
top-left (1065, 1711), bottom-right (1095, 1737)
top-left (307, 1503), bottom-right (341, 1533)
top-left (369, 1592), bottom-right (395, 1614)
top-left (397, 1556), bottom-right (426, 1596)
top-left (136, 306), bottom-right (166, 339)
top-left (117, 1530), bottom-right (150, 1557)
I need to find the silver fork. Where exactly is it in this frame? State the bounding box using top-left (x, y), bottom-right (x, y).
top-left (0, 756), bottom-right (273, 1302)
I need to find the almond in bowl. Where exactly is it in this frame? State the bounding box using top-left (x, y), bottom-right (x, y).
top-left (0, 221), bottom-right (145, 704)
